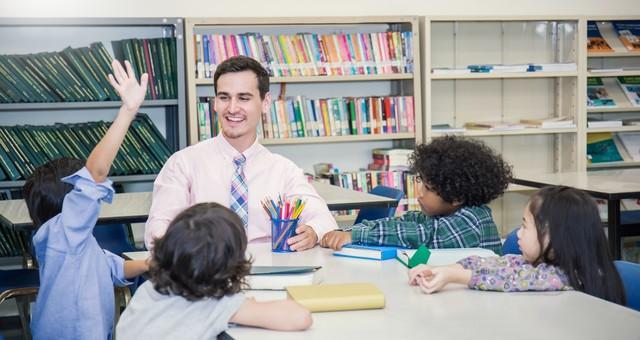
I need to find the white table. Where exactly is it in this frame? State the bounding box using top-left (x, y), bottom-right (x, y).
top-left (513, 169), bottom-right (640, 259)
top-left (0, 182), bottom-right (396, 231)
top-left (126, 244), bottom-right (640, 339)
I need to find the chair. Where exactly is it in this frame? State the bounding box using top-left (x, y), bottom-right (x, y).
top-left (502, 228), bottom-right (521, 255)
top-left (354, 186), bottom-right (405, 225)
top-left (0, 269), bottom-right (39, 340)
top-left (614, 260), bottom-right (640, 311)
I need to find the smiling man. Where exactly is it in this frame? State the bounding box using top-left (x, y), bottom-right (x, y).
top-left (145, 56), bottom-right (337, 251)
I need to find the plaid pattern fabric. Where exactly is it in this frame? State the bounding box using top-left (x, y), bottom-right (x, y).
top-left (230, 154), bottom-right (248, 228)
top-left (351, 205), bottom-right (503, 255)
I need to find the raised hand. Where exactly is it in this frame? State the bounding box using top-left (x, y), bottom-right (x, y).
top-left (107, 60), bottom-right (149, 116)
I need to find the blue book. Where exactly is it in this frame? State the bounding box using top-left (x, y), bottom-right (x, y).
top-left (333, 244), bottom-right (398, 261)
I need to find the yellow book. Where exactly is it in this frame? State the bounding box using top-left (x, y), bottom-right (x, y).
top-left (286, 283), bottom-right (385, 312)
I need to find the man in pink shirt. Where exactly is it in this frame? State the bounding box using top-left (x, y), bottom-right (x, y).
top-left (145, 56), bottom-right (337, 251)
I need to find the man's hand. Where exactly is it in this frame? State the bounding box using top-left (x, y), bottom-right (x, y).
top-left (287, 224), bottom-right (318, 251)
top-left (319, 230), bottom-right (352, 250)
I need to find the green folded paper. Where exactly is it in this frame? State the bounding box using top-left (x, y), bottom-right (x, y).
top-left (396, 244), bottom-right (431, 268)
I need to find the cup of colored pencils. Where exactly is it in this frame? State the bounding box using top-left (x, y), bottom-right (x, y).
top-left (261, 195), bottom-right (306, 253)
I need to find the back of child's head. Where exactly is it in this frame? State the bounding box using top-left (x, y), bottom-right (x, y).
top-left (149, 202), bottom-right (251, 301)
top-left (409, 136), bottom-right (512, 206)
top-left (528, 186), bottom-right (626, 305)
top-left (22, 157), bottom-right (85, 229)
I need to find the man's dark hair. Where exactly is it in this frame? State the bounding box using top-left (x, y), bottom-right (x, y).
top-left (213, 56), bottom-right (270, 99)
top-left (149, 202), bottom-right (251, 301)
top-left (22, 157), bottom-right (84, 229)
top-left (409, 135), bottom-right (512, 206)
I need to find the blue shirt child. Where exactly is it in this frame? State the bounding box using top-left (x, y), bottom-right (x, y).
top-left (31, 167), bottom-right (129, 340)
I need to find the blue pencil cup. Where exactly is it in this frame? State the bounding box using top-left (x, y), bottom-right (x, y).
top-left (271, 218), bottom-right (299, 252)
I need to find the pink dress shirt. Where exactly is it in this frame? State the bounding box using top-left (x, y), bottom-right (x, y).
top-left (144, 135), bottom-right (337, 249)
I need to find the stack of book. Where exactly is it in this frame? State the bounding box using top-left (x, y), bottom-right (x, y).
top-left (196, 95), bottom-right (415, 142)
top-left (587, 77), bottom-right (617, 108)
top-left (0, 38), bottom-right (177, 104)
top-left (587, 22), bottom-right (614, 52)
top-left (0, 226), bottom-right (28, 257)
top-left (193, 31), bottom-right (414, 78)
top-left (617, 76), bottom-right (640, 107)
top-left (520, 116), bottom-right (575, 129)
top-left (0, 114), bottom-right (171, 181)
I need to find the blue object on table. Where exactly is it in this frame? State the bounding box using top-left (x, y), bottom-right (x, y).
top-left (354, 186), bottom-right (405, 224)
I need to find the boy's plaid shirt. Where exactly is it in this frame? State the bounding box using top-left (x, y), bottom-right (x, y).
top-left (351, 205), bottom-right (503, 255)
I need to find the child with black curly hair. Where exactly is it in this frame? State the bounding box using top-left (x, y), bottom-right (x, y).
top-left (116, 202), bottom-right (312, 339)
top-left (321, 136), bottom-right (512, 254)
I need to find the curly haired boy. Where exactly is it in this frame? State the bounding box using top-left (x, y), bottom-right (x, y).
top-left (321, 136), bottom-right (512, 254)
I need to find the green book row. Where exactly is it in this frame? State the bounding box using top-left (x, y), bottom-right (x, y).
top-left (0, 113), bottom-right (172, 181)
top-left (0, 225), bottom-right (29, 257)
top-left (0, 37), bottom-right (177, 104)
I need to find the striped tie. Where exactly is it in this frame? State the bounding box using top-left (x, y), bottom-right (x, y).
top-left (230, 154), bottom-right (248, 228)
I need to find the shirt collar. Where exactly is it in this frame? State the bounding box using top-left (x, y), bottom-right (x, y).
top-left (216, 134), bottom-right (265, 162)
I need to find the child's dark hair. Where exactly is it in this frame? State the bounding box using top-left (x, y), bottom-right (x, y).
top-left (409, 136), bottom-right (512, 206)
top-left (214, 55), bottom-right (270, 99)
top-left (22, 157), bottom-right (85, 229)
top-left (529, 186), bottom-right (626, 305)
top-left (149, 202), bottom-right (251, 301)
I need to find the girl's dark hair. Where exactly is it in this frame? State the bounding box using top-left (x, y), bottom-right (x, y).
top-left (529, 186), bottom-right (626, 305)
top-left (149, 202), bottom-right (252, 301)
top-left (23, 157), bottom-right (85, 229)
top-left (409, 136), bottom-right (512, 206)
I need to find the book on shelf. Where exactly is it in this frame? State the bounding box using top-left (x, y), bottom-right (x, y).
top-left (193, 31), bottom-right (414, 78)
top-left (321, 169), bottom-right (419, 213)
top-left (0, 113), bottom-right (170, 181)
top-left (196, 95), bottom-right (415, 142)
top-left (520, 116), bottom-right (575, 129)
top-left (587, 117), bottom-right (623, 128)
top-left (246, 266), bottom-right (322, 290)
top-left (587, 132), bottom-right (623, 163)
top-left (587, 77), bottom-right (617, 108)
top-left (431, 68), bottom-right (470, 75)
top-left (612, 21), bottom-right (640, 52)
top-left (431, 123), bottom-right (466, 133)
top-left (617, 76), bottom-right (640, 107)
top-left (0, 38), bottom-right (177, 104)
top-left (370, 148), bottom-right (413, 170)
top-left (587, 22), bottom-right (614, 52)
top-left (464, 121), bottom-right (526, 131)
top-left (617, 132), bottom-right (640, 161)
top-left (333, 244), bottom-right (398, 261)
top-left (286, 283), bottom-right (385, 312)
top-left (588, 68), bottom-right (624, 73)
top-left (463, 63), bottom-right (576, 74)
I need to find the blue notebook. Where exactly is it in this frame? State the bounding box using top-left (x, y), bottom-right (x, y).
top-left (333, 244), bottom-right (398, 261)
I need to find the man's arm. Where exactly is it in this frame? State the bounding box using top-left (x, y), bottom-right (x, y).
top-left (124, 260), bottom-right (149, 279)
top-left (144, 155), bottom-right (192, 249)
top-left (86, 60), bottom-right (148, 183)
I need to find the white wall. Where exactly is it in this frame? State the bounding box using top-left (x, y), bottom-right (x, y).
top-left (0, 0), bottom-right (637, 18)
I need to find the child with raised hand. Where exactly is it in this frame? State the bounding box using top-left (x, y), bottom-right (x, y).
top-left (321, 136), bottom-right (512, 254)
top-left (23, 60), bottom-right (150, 339)
top-left (116, 202), bottom-right (312, 339)
top-left (409, 186), bottom-right (627, 305)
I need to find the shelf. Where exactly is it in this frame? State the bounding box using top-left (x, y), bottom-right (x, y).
top-left (588, 51), bottom-right (640, 58)
top-left (0, 174), bottom-right (158, 189)
top-left (195, 73), bottom-right (414, 85)
top-left (587, 106), bottom-right (640, 113)
top-left (432, 128), bottom-right (577, 137)
top-left (0, 99), bottom-right (179, 112)
top-left (588, 161), bottom-right (640, 170)
top-left (429, 71), bottom-right (577, 80)
top-left (587, 126), bottom-right (640, 133)
top-left (259, 133), bottom-right (415, 146)
top-left (587, 71), bottom-right (640, 78)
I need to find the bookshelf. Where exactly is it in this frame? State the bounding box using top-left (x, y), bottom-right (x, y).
top-left (586, 17), bottom-right (640, 171)
top-left (0, 18), bottom-right (187, 190)
top-left (424, 16), bottom-right (582, 234)
top-left (184, 17), bottom-right (422, 171)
